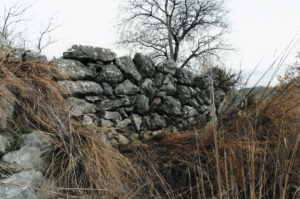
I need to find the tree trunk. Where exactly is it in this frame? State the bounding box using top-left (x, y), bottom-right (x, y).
top-left (165, 0), bottom-right (174, 60)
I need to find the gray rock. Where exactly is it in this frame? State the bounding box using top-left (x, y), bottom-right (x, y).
top-left (150, 113), bottom-right (167, 130)
top-left (85, 96), bottom-right (106, 103)
top-left (22, 50), bottom-right (47, 61)
top-left (176, 68), bottom-right (194, 85)
top-left (117, 108), bottom-right (128, 118)
top-left (182, 106), bottom-right (199, 117)
top-left (140, 78), bottom-right (156, 98)
top-left (68, 97), bottom-right (96, 117)
top-left (177, 85), bottom-right (191, 104)
top-left (157, 59), bottom-right (177, 75)
top-left (133, 53), bottom-right (156, 78)
top-left (0, 96), bottom-right (14, 129)
top-left (134, 95), bottom-right (149, 115)
top-left (58, 80), bottom-right (103, 95)
top-left (161, 74), bottom-right (177, 95)
top-left (117, 134), bottom-right (130, 145)
top-left (0, 35), bottom-right (9, 47)
top-left (63, 45), bottom-right (116, 63)
top-left (87, 62), bottom-right (105, 71)
top-left (82, 115), bottom-right (96, 126)
top-left (131, 114), bottom-right (142, 131)
top-left (0, 135), bottom-right (10, 154)
top-left (188, 98), bottom-right (200, 108)
top-left (98, 97), bottom-right (131, 111)
top-left (116, 118), bottom-right (132, 129)
top-left (154, 73), bottom-right (164, 87)
top-left (103, 111), bottom-right (122, 122)
top-left (50, 58), bottom-right (97, 80)
top-left (101, 82), bottom-right (114, 96)
top-left (100, 119), bottom-right (113, 127)
top-left (114, 80), bottom-right (139, 96)
top-left (97, 64), bottom-right (124, 85)
top-left (157, 91), bottom-right (167, 98)
top-left (0, 170), bottom-right (43, 199)
top-left (150, 98), bottom-right (162, 110)
top-left (193, 75), bottom-right (209, 89)
top-left (115, 56), bottom-right (142, 82)
top-left (21, 131), bottom-right (52, 151)
top-left (2, 146), bottom-right (49, 172)
top-left (141, 116), bottom-right (151, 131)
top-left (160, 96), bottom-right (182, 116)
top-left (189, 87), bottom-right (198, 97)
top-left (9, 48), bottom-right (24, 62)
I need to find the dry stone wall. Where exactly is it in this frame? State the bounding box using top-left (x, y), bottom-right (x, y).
top-left (52, 45), bottom-right (228, 141)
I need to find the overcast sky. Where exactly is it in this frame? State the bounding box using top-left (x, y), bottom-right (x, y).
top-left (2, 0), bottom-right (300, 86)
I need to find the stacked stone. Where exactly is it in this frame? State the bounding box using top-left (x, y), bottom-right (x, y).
top-left (54, 45), bottom-right (227, 141)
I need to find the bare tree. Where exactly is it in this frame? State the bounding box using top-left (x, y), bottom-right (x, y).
top-left (0, 2), bottom-right (59, 53)
top-left (35, 14), bottom-right (60, 54)
top-left (0, 2), bottom-right (32, 47)
top-left (118, 0), bottom-right (230, 68)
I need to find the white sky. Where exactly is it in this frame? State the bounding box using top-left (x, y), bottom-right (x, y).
top-left (2, 0), bottom-right (300, 86)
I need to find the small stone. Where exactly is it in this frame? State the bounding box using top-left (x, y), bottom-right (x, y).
top-left (176, 68), bottom-right (194, 85)
top-left (97, 64), bottom-right (124, 85)
top-left (177, 85), bottom-right (192, 104)
top-left (154, 73), bottom-right (164, 87)
top-left (101, 82), bottom-right (114, 96)
top-left (68, 97), bottom-right (96, 117)
top-left (161, 74), bottom-right (176, 95)
top-left (103, 111), bottom-right (122, 122)
top-left (114, 80), bottom-right (139, 96)
top-left (97, 97), bottom-right (131, 111)
top-left (131, 114), bottom-right (143, 131)
top-left (182, 106), bottom-right (199, 117)
top-left (133, 53), bottom-right (156, 78)
top-left (117, 134), bottom-right (130, 145)
top-left (150, 98), bottom-right (162, 110)
top-left (116, 118), bottom-right (132, 128)
top-left (134, 95), bottom-right (149, 115)
top-left (115, 56), bottom-right (142, 82)
top-left (157, 59), bottom-right (177, 75)
top-left (160, 96), bottom-right (182, 116)
top-left (140, 78), bottom-right (156, 98)
top-left (100, 119), bottom-right (113, 127)
top-left (193, 75), bottom-right (209, 89)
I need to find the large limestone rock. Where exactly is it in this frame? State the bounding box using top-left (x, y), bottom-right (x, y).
top-left (58, 80), bottom-right (103, 95)
top-left (97, 64), bottom-right (124, 85)
top-left (114, 80), bottom-right (139, 96)
top-left (63, 45), bottom-right (116, 63)
top-left (2, 131), bottom-right (52, 172)
top-left (133, 53), bottom-right (156, 78)
top-left (0, 170), bottom-right (44, 199)
top-left (50, 58), bottom-right (97, 80)
top-left (115, 56), bottom-right (142, 82)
